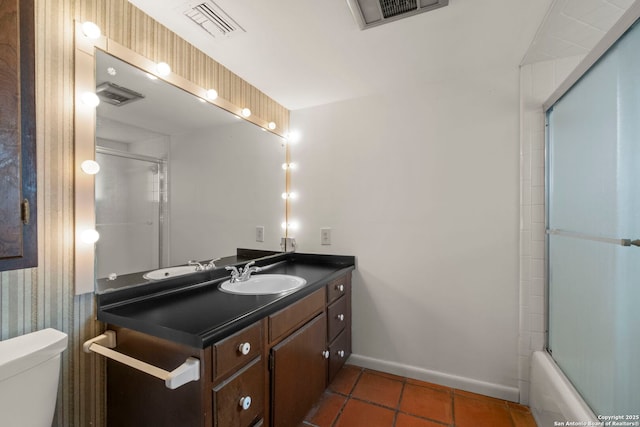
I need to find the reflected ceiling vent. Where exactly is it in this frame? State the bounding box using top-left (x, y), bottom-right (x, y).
top-left (184, 1), bottom-right (245, 39)
top-left (346, 0), bottom-right (448, 29)
top-left (96, 82), bottom-right (145, 107)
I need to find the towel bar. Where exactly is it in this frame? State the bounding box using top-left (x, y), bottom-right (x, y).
top-left (83, 330), bottom-right (200, 390)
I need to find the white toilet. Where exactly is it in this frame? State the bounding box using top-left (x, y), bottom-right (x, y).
top-left (0, 328), bottom-right (68, 427)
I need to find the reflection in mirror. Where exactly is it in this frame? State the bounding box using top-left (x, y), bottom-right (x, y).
top-left (94, 50), bottom-right (285, 290)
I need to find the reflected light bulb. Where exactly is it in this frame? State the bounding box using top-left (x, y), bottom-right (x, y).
top-left (146, 73), bottom-right (158, 80)
top-left (206, 89), bottom-right (218, 100)
top-left (156, 62), bottom-right (171, 77)
top-left (81, 21), bottom-right (101, 39)
top-left (81, 160), bottom-right (100, 175)
top-left (81, 92), bottom-right (100, 107)
top-left (287, 130), bottom-right (301, 143)
top-left (287, 163), bottom-right (297, 170)
top-left (268, 122), bottom-right (276, 130)
top-left (241, 108), bottom-right (251, 117)
top-left (80, 229), bottom-right (100, 244)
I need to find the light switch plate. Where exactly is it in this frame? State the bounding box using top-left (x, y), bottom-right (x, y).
top-left (321, 227), bottom-right (331, 245)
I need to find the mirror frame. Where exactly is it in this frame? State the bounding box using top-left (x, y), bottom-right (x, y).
top-left (74, 22), bottom-right (291, 294)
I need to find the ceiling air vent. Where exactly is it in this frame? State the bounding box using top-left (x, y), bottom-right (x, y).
top-left (96, 82), bottom-right (145, 107)
top-left (184, 1), bottom-right (245, 39)
top-left (346, 0), bottom-right (448, 29)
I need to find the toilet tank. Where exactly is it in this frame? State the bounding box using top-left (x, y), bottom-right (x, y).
top-left (0, 328), bottom-right (68, 427)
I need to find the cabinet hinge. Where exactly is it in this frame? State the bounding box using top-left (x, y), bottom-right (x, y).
top-left (21, 199), bottom-right (30, 225)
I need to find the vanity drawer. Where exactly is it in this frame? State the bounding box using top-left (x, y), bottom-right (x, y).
top-left (269, 288), bottom-right (325, 344)
top-left (327, 295), bottom-right (348, 342)
top-left (212, 357), bottom-right (264, 427)
top-left (328, 329), bottom-right (350, 383)
top-left (213, 321), bottom-right (263, 382)
top-left (326, 274), bottom-right (349, 304)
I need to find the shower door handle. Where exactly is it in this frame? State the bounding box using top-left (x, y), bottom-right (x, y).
top-left (548, 229), bottom-right (640, 248)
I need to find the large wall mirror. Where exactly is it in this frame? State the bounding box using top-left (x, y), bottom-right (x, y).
top-left (74, 25), bottom-right (289, 294)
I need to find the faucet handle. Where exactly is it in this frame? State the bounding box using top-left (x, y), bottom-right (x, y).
top-left (205, 257), bottom-right (221, 269)
top-left (188, 260), bottom-right (204, 271)
top-left (225, 266), bottom-right (240, 282)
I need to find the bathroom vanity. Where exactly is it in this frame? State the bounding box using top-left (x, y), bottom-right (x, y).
top-left (96, 253), bottom-right (354, 427)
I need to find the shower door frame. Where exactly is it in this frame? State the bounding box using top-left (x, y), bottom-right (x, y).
top-left (95, 146), bottom-right (168, 273)
top-left (542, 2), bottom-right (640, 416)
top-left (542, 2), bottom-right (640, 352)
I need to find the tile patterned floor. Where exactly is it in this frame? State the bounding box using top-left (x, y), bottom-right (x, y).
top-left (302, 365), bottom-right (538, 427)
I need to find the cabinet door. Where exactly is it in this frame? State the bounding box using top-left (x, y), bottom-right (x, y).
top-left (0, 0), bottom-right (37, 270)
top-left (271, 313), bottom-right (327, 427)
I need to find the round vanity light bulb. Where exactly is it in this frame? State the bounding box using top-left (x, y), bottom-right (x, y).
top-left (287, 130), bottom-right (301, 143)
top-left (206, 89), bottom-right (218, 100)
top-left (80, 229), bottom-right (100, 244)
top-left (241, 108), bottom-right (251, 118)
top-left (282, 192), bottom-right (297, 200)
top-left (155, 62), bottom-right (171, 77)
top-left (281, 192), bottom-right (288, 199)
top-left (81, 160), bottom-right (100, 175)
top-left (81, 92), bottom-right (100, 107)
top-left (268, 122), bottom-right (276, 130)
top-left (81, 21), bottom-right (101, 39)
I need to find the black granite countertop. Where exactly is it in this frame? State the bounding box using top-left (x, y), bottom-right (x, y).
top-left (97, 253), bottom-right (355, 348)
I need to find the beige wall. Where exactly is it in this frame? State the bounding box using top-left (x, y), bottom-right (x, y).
top-left (0, 1), bottom-right (289, 425)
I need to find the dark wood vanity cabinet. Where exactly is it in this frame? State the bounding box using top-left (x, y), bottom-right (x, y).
top-left (105, 270), bottom-right (352, 427)
top-left (326, 274), bottom-right (352, 382)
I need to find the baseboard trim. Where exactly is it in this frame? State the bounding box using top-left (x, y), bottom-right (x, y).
top-left (347, 354), bottom-right (520, 402)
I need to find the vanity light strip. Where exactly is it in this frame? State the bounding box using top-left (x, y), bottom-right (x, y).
top-left (103, 38), bottom-right (284, 137)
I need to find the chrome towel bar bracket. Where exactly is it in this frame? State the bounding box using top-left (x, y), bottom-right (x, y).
top-left (83, 330), bottom-right (200, 390)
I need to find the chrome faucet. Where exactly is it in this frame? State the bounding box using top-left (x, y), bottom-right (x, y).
top-left (225, 261), bottom-right (262, 283)
top-left (189, 258), bottom-right (221, 271)
top-left (225, 266), bottom-right (240, 282)
top-left (188, 260), bottom-right (205, 271)
top-left (204, 257), bottom-right (221, 270)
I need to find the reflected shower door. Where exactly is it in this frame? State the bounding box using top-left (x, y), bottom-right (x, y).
top-left (95, 150), bottom-right (165, 279)
top-left (547, 21), bottom-right (640, 415)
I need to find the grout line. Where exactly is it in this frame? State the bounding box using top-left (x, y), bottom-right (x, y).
top-left (329, 367), bottom-right (363, 427)
top-left (451, 386), bottom-right (456, 427)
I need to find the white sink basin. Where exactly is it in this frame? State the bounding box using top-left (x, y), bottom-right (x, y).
top-left (219, 274), bottom-right (307, 295)
top-left (143, 265), bottom-right (199, 281)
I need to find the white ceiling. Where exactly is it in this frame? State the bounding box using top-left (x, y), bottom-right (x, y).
top-left (128, 0), bottom-right (554, 110)
top-left (521, 0), bottom-right (634, 64)
top-left (127, 0), bottom-right (635, 110)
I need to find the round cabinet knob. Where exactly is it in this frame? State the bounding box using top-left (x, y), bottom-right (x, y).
top-left (238, 342), bottom-right (251, 355)
top-left (239, 396), bottom-right (252, 411)
top-left (336, 284), bottom-right (344, 292)
top-left (322, 350), bottom-right (330, 359)
top-left (337, 350), bottom-right (345, 358)
top-left (337, 314), bottom-right (345, 321)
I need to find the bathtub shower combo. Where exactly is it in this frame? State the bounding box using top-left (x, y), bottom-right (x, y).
top-left (529, 7), bottom-right (640, 426)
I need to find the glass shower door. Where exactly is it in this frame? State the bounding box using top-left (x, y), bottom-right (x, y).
top-left (95, 150), bottom-right (164, 279)
top-left (547, 21), bottom-right (640, 416)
